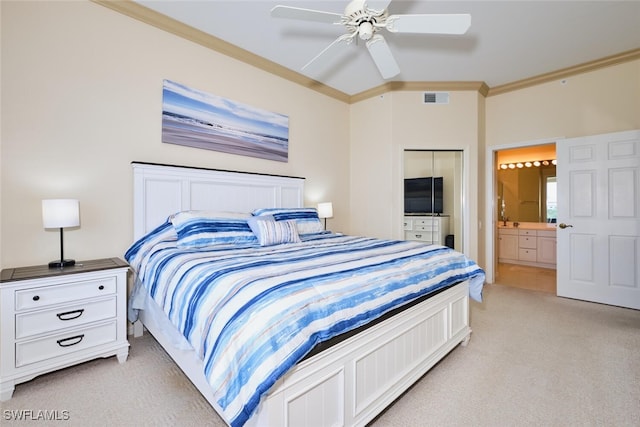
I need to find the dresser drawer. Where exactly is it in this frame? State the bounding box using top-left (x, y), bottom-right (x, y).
top-left (414, 224), bottom-right (439, 232)
top-left (15, 277), bottom-right (116, 311)
top-left (15, 320), bottom-right (117, 368)
top-left (15, 297), bottom-right (117, 339)
top-left (518, 248), bottom-right (537, 262)
top-left (405, 231), bottom-right (434, 242)
top-left (413, 218), bottom-right (438, 228)
top-left (518, 229), bottom-right (537, 237)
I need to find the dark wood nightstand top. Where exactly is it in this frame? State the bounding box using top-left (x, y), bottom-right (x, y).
top-left (0, 258), bottom-right (129, 283)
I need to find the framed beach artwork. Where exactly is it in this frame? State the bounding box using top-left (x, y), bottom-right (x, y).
top-left (161, 80), bottom-right (289, 162)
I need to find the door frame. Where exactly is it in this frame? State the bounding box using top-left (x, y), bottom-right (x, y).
top-left (483, 136), bottom-right (562, 283)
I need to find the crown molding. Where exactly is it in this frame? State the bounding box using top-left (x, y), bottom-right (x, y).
top-left (487, 48), bottom-right (640, 97)
top-left (91, 0), bottom-right (351, 103)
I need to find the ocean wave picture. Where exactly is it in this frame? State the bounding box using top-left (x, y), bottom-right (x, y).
top-left (162, 80), bottom-right (289, 162)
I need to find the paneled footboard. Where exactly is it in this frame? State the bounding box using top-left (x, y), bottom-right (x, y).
top-left (247, 280), bottom-right (471, 427)
top-left (138, 281), bottom-right (470, 427)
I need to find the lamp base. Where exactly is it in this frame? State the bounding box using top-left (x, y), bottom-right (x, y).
top-left (48, 259), bottom-right (76, 269)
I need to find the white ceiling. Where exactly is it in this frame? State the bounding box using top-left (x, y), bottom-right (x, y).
top-left (133, 1), bottom-right (640, 96)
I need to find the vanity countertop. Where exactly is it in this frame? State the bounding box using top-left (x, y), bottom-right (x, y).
top-left (498, 222), bottom-right (557, 230)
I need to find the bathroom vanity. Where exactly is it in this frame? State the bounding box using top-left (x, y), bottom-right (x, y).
top-left (497, 222), bottom-right (556, 269)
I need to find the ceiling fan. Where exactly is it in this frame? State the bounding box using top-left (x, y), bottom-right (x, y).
top-left (271, 0), bottom-right (471, 79)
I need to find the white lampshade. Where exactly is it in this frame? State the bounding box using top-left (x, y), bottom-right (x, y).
top-left (42, 199), bottom-right (80, 229)
top-left (317, 202), bottom-right (333, 219)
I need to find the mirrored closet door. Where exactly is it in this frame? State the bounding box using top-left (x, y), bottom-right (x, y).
top-left (403, 150), bottom-right (464, 251)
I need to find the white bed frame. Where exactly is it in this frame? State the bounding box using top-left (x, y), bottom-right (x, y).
top-left (131, 162), bottom-right (472, 427)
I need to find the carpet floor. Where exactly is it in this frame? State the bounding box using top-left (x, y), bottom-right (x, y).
top-left (1, 284), bottom-right (639, 427)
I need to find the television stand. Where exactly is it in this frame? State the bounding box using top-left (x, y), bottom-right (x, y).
top-left (403, 215), bottom-right (449, 245)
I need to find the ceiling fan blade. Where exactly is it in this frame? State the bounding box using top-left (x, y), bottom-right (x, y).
top-left (271, 5), bottom-right (343, 24)
top-left (302, 34), bottom-right (354, 72)
top-left (366, 0), bottom-right (393, 11)
top-left (386, 14), bottom-right (471, 34)
top-left (366, 35), bottom-right (400, 79)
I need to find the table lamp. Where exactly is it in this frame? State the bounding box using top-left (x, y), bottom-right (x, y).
top-left (42, 199), bottom-right (80, 268)
top-left (317, 202), bottom-right (333, 230)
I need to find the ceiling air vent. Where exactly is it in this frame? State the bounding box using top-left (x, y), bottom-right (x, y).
top-left (423, 92), bottom-right (449, 104)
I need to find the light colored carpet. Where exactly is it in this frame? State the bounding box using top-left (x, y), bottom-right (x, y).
top-left (1, 284), bottom-right (639, 427)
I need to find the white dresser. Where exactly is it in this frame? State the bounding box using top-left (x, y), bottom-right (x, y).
top-left (0, 258), bottom-right (130, 401)
top-left (403, 216), bottom-right (449, 245)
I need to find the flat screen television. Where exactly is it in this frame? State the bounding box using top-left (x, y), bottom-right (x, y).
top-left (404, 177), bottom-right (444, 214)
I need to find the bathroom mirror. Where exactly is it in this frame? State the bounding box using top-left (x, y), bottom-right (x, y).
top-left (497, 164), bottom-right (556, 223)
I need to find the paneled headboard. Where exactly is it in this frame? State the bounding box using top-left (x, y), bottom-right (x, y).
top-left (132, 162), bottom-right (305, 239)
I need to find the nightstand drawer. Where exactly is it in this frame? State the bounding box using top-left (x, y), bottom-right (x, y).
top-left (15, 297), bottom-right (117, 339)
top-left (15, 277), bottom-right (116, 311)
top-left (15, 320), bottom-right (117, 368)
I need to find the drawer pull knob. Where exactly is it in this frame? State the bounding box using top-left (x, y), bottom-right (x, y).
top-left (32, 295), bottom-right (40, 301)
top-left (57, 334), bottom-right (84, 348)
top-left (415, 234), bottom-right (422, 238)
top-left (56, 309), bottom-right (85, 321)
top-left (98, 285), bottom-right (105, 290)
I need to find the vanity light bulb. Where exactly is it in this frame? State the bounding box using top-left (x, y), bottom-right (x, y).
top-left (508, 164), bottom-right (516, 169)
top-left (533, 161), bottom-right (541, 167)
top-left (500, 164), bottom-right (508, 170)
top-left (551, 159), bottom-right (557, 165)
top-left (516, 163), bottom-right (524, 168)
top-left (525, 162), bottom-right (532, 167)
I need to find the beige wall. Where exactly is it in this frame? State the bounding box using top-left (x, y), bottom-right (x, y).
top-left (350, 91), bottom-right (483, 260)
top-left (0, 1), bottom-right (350, 268)
top-left (349, 94), bottom-right (394, 238)
top-left (486, 60), bottom-right (640, 145)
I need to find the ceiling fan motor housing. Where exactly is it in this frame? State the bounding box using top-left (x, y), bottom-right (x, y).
top-left (343, 1), bottom-right (388, 41)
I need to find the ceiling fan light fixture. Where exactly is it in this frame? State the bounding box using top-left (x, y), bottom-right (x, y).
top-left (358, 21), bottom-right (374, 40)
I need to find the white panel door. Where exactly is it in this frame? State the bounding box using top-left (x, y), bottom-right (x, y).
top-left (556, 130), bottom-right (640, 309)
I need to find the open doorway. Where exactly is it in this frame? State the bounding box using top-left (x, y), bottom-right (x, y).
top-left (492, 143), bottom-right (558, 293)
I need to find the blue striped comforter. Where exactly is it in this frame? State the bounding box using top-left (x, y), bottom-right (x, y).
top-left (125, 223), bottom-right (485, 426)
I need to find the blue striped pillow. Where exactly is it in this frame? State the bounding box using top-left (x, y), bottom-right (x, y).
top-left (171, 211), bottom-right (257, 248)
top-left (252, 208), bottom-right (324, 235)
top-left (247, 216), bottom-right (300, 246)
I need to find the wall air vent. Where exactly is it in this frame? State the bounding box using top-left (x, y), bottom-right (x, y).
top-left (423, 92), bottom-right (450, 104)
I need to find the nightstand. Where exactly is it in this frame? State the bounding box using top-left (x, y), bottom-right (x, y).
top-left (0, 258), bottom-right (130, 401)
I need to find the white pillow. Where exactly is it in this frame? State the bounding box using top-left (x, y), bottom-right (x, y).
top-left (247, 216), bottom-right (301, 246)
